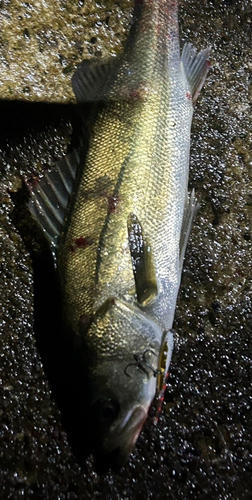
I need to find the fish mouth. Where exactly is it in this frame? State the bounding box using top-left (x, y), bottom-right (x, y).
top-left (100, 405), bottom-right (148, 467)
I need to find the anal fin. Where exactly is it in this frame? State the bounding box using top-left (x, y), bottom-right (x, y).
top-left (127, 213), bottom-right (158, 307)
top-left (182, 43), bottom-right (211, 105)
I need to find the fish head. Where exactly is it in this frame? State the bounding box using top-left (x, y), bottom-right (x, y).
top-left (81, 297), bottom-right (163, 466)
top-left (88, 363), bottom-right (154, 467)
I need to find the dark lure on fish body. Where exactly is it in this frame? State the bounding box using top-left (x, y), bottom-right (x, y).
top-left (27, 0), bottom-right (210, 467)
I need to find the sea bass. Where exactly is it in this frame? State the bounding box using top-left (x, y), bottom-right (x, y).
top-left (28, 0), bottom-right (210, 465)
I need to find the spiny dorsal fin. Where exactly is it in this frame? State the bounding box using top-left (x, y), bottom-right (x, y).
top-left (182, 43), bottom-right (211, 105)
top-left (127, 213), bottom-right (158, 307)
top-left (27, 149), bottom-right (80, 263)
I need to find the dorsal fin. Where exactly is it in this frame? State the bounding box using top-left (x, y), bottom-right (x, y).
top-left (182, 43), bottom-right (211, 105)
top-left (27, 149), bottom-right (80, 263)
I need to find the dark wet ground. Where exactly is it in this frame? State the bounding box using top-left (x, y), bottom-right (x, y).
top-left (0, 0), bottom-right (252, 498)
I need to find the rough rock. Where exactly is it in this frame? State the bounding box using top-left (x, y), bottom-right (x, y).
top-left (0, 1), bottom-right (252, 499)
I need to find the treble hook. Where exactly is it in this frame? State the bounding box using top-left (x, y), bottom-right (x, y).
top-left (124, 349), bottom-right (162, 378)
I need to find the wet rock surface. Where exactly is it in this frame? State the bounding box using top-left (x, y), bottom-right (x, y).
top-left (0, 0), bottom-right (252, 498)
top-left (0, 0), bottom-right (132, 102)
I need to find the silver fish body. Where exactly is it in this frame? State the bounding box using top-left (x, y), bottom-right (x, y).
top-left (28, 0), bottom-right (210, 465)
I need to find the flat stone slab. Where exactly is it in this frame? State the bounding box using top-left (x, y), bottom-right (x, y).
top-left (0, 0), bottom-right (133, 102)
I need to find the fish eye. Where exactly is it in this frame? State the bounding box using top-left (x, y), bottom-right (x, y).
top-left (92, 398), bottom-right (120, 424)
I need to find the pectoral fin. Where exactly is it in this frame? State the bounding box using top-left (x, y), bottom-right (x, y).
top-left (179, 189), bottom-right (199, 270)
top-left (154, 329), bottom-right (174, 425)
top-left (156, 329), bottom-right (174, 394)
top-left (127, 213), bottom-right (158, 307)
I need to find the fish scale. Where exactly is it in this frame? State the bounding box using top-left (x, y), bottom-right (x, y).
top-left (28, 0), bottom-right (210, 466)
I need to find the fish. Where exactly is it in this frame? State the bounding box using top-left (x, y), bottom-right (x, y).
top-left (27, 0), bottom-right (210, 466)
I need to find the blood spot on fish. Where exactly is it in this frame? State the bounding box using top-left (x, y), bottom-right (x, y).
top-left (186, 91), bottom-right (192, 100)
top-left (70, 235), bottom-right (93, 252)
top-left (154, 372), bottom-right (170, 425)
top-left (130, 89), bottom-right (141, 100)
top-left (79, 313), bottom-right (93, 331)
top-left (75, 235), bottom-right (93, 248)
top-left (108, 194), bottom-right (120, 214)
top-left (26, 176), bottom-right (40, 191)
top-left (129, 82), bottom-right (149, 101)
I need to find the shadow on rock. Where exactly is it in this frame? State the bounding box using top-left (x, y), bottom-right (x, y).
top-left (11, 191), bottom-right (92, 463)
top-left (6, 98), bottom-right (93, 465)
